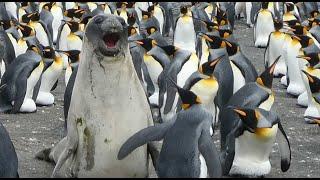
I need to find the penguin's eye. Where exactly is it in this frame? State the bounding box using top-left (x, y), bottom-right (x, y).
top-left (94, 16), bottom-right (104, 24)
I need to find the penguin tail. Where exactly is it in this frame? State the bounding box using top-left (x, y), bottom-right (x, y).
top-left (35, 148), bottom-right (53, 163)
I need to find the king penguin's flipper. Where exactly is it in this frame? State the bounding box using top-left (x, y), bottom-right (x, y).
top-left (198, 130), bottom-right (222, 178)
top-left (11, 68), bottom-right (29, 113)
top-left (32, 75), bottom-right (42, 102)
top-left (277, 122), bottom-right (291, 172)
top-left (221, 120), bottom-right (242, 175)
top-left (118, 119), bottom-right (176, 160)
top-left (51, 79), bottom-right (58, 91)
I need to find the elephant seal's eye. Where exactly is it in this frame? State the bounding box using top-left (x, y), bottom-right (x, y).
top-left (94, 16), bottom-right (104, 24)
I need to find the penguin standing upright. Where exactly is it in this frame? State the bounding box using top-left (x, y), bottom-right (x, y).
top-left (146, 26), bottom-right (168, 46)
top-left (297, 52), bottom-right (320, 107)
top-left (15, 23), bottom-right (38, 56)
top-left (254, 2), bottom-right (275, 48)
top-left (0, 45), bottom-right (44, 113)
top-left (161, 47), bottom-right (199, 122)
top-left (152, 3), bottom-right (166, 35)
top-left (55, 49), bottom-right (80, 86)
top-left (4, 2), bottom-right (18, 20)
top-left (221, 107), bottom-right (291, 177)
top-left (35, 46), bottom-right (63, 106)
top-left (135, 38), bottom-right (171, 108)
top-left (57, 20), bottom-right (82, 69)
top-left (224, 39), bottom-right (258, 92)
top-left (25, 12), bottom-right (53, 47)
top-left (285, 35), bottom-right (315, 96)
top-left (118, 81), bottom-right (222, 178)
top-left (173, 5), bottom-right (197, 53)
top-left (0, 29), bottom-right (16, 75)
top-left (177, 55), bottom-right (221, 127)
top-left (264, 19), bottom-right (287, 77)
top-left (300, 70), bottom-right (320, 123)
top-left (220, 57), bottom-right (280, 152)
top-left (41, 2), bottom-right (63, 44)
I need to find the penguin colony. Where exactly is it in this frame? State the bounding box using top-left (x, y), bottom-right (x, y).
top-left (0, 1), bottom-right (319, 178)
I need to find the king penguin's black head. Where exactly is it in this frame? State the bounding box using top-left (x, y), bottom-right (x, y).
top-left (224, 40), bottom-right (238, 56)
top-left (257, 55), bottom-right (281, 89)
top-left (135, 38), bottom-right (156, 52)
top-left (232, 107), bottom-right (258, 133)
top-left (301, 70), bottom-right (320, 93)
top-left (156, 45), bottom-right (177, 57)
top-left (17, 24), bottom-right (35, 38)
top-left (218, 29), bottom-right (233, 39)
top-left (199, 54), bottom-right (225, 76)
top-left (42, 46), bottom-right (55, 59)
top-left (180, 5), bottom-right (188, 15)
top-left (146, 26), bottom-right (158, 35)
top-left (168, 77), bottom-right (201, 110)
top-left (292, 35), bottom-right (314, 48)
top-left (56, 50), bottom-right (81, 63)
top-left (274, 19), bottom-right (283, 31)
top-left (64, 20), bottom-right (80, 33)
top-left (127, 13), bottom-right (136, 26)
top-left (285, 2), bottom-right (295, 12)
top-left (310, 10), bottom-right (319, 18)
top-left (261, 2), bottom-right (269, 9)
top-left (30, 12), bottom-right (40, 22)
top-left (297, 52), bottom-right (320, 67)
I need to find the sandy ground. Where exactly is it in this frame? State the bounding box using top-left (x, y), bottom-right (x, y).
top-left (1, 19), bottom-right (320, 178)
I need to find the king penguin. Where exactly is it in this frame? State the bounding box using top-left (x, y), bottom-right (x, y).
top-left (297, 52), bottom-right (320, 107)
top-left (177, 55), bottom-right (221, 128)
top-left (35, 46), bottom-right (63, 106)
top-left (173, 5), bottom-right (197, 53)
top-left (55, 49), bottom-right (80, 86)
top-left (135, 38), bottom-right (171, 108)
top-left (118, 79), bottom-right (222, 178)
top-left (220, 56), bottom-right (281, 152)
top-left (25, 12), bottom-right (53, 47)
top-left (300, 70), bottom-right (320, 124)
top-left (254, 2), bottom-right (275, 48)
top-left (0, 120), bottom-right (19, 177)
top-left (264, 19), bottom-right (288, 77)
top-left (160, 46), bottom-right (200, 122)
top-left (0, 45), bottom-right (44, 113)
top-left (221, 106), bottom-right (291, 177)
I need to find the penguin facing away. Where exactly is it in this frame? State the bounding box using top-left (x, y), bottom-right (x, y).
top-left (118, 78), bottom-right (222, 178)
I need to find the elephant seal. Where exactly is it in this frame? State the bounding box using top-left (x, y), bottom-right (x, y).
top-left (36, 14), bottom-right (154, 178)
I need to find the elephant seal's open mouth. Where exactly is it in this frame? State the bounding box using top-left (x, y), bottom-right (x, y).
top-left (85, 14), bottom-right (128, 57)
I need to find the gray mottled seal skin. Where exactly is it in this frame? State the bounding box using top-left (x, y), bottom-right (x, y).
top-left (36, 14), bottom-right (154, 178)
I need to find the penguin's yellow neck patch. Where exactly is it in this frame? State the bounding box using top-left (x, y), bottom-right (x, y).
top-left (67, 33), bottom-right (80, 41)
top-left (182, 103), bottom-right (190, 110)
top-left (18, 38), bottom-right (26, 45)
top-left (290, 38), bottom-right (300, 46)
top-left (181, 14), bottom-right (192, 22)
top-left (273, 31), bottom-right (282, 37)
top-left (200, 78), bottom-right (218, 88)
top-left (255, 125), bottom-right (277, 139)
top-left (53, 56), bottom-right (63, 66)
top-left (143, 54), bottom-right (154, 62)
